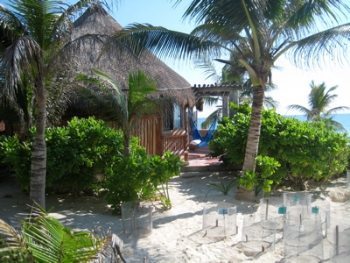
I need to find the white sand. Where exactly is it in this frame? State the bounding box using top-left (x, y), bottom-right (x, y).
top-left (1, 173), bottom-right (350, 262)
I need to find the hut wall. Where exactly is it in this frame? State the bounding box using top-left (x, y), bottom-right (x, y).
top-left (132, 114), bottom-right (188, 156)
top-left (131, 115), bottom-right (162, 155)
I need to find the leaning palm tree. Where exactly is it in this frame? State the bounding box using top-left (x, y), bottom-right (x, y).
top-left (288, 81), bottom-right (349, 129)
top-left (0, 0), bottom-right (107, 207)
top-left (115, 0), bottom-right (350, 178)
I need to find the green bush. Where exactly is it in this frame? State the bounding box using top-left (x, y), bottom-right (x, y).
top-left (46, 117), bottom-right (124, 193)
top-left (210, 104), bottom-right (349, 189)
top-left (0, 117), bottom-right (125, 193)
top-left (105, 151), bottom-right (182, 211)
top-left (238, 155), bottom-right (281, 194)
top-left (149, 151), bottom-right (183, 209)
top-left (0, 136), bottom-right (32, 191)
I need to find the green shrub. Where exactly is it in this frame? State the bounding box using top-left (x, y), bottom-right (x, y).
top-left (0, 136), bottom-right (32, 191)
top-left (210, 104), bottom-right (349, 189)
top-left (46, 117), bottom-right (124, 193)
top-left (105, 151), bottom-right (182, 211)
top-left (0, 117), bottom-right (125, 193)
top-left (238, 155), bottom-right (281, 194)
top-left (149, 151), bottom-right (183, 209)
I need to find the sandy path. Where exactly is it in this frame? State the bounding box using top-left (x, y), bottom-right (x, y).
top-left (1, 173), bottom-right (350, 262)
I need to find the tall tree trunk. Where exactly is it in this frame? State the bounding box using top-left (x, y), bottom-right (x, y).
top-left (242, 85), bottom-right (265, 173)
top-left (30, 61), bottom-right (47, 208)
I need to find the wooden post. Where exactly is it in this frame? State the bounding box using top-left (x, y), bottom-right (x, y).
top-left (156, 116), bottom-right (163, 155)
top-left (222, 95), bottom-right (229, 117)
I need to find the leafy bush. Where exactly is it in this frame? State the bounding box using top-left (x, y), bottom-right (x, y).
top-left (45, 117), bottom-right (124, 193)
top-left (149, 151), bottom-right (183, 209)
top-left (238, 155), bottom-right (281, 194)
top-left (210, 104), bottom-right (349, 189)
top-left (0, 136), bottom-right (32, 191)
top-left (0, 117), bottom-right (125, 193)
top-left (105, 151), bottom-right (182, 211)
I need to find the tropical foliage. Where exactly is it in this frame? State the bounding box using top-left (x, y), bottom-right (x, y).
top-left (79, 70), bottom-right (158, 156)
top-left (0, 206), bottom-right (103, 263)
top-left (0, 117), bottom-right (125, 194)
top-left (0, 117), bottom-right (182, 209)
top-left (0, 0), bottom-right (108, 207)
top-left (288, 81), bottom-right (349, 130)
top-left (238, 155), bottom-right (281, 195)
top-left (210, 104), bottom-right (349, 190)
top-left (105, 150), bottom-right (182, 211)
top-left (115, 0), bottom-right (350, 177)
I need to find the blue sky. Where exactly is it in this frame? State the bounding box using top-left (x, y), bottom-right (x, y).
top-left (2, 0), bottom-right (350, 117)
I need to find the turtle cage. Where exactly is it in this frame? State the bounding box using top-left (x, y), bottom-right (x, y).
top-left (202, 203), bottom-right (237, 238)
top-left (283, 210), bottom-right (324, 262)
top-left (239, 198), bottom-right (285, 256)
top-left (121, 202), bottom-right (153, 236)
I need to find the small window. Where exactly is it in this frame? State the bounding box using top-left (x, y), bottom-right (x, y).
top-left (163, 102), bottom-right (182, 130)
top-left (173, 104), bottom-right (181, 129)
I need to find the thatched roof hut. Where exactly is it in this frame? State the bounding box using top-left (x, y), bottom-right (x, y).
top-left (63, 4), bottom-right (194, 108)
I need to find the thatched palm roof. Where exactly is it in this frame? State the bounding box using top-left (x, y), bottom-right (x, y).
top-left (65, 4), bottom-right (194, 107)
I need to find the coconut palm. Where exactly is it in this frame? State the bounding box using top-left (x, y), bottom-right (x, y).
top-left (0, 0), bottom-right (105, 207)
top-left (221, 59), bottom-right (278, 109)
top-left (115, 0), bottom-right (350, 176)
top-left (288, 81), bottom-right (349, 129)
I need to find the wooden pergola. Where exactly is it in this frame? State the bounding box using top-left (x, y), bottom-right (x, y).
top-left (192, 83), bottom-right (241, 117)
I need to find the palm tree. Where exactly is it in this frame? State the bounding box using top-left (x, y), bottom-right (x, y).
top-left (0, 0), bottom-right (102, 207)
top-left (89, 70), bottom-right (158, 156)
top-left (288, 81), bottom-right (349, 129)
top-left (115, 0), bottom-right (350, 177)
top-left (221, 59), bottom-right (278, 109)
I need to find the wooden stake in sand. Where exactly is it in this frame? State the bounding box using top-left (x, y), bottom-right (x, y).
top-left (265, 199), bottom-right (269, 220)
top-left (336, 225), bottom-right (339, 256)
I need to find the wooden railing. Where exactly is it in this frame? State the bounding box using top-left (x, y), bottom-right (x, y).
top-left (162, 129), bottom-right (187, 156)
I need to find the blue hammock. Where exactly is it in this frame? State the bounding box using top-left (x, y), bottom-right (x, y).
top-left (190, 116), bottom-right (217, 147)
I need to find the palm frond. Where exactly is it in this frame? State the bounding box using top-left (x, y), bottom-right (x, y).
top-left (0, 219), bottom-right (23, 248)
top-left (201, 109), bottom-right (220, 129)
top-left (115, 23), bottom-right (221, 60)
top-left (320, 117), bottom-right (347, 132)
top-left (195, 57), bottom-right (221, 81)
top-left (291, 23), bottom-right (350, 67)
top-left (202, 96), bottom-right (220, 106)
top-left (264, 96), bottom-right (278, 109)
top-left (22, 206), bottom-right (102, 263)
top-left (325, 106), bottom-right (350, 115)
top-left (2, 36), bottom-right (40, 97)
top-left (0, 4), bottom-right (25, 36)
top-left (128, 70), bottom-right (159, 121)
top-left (0, 219), bottom-right (32, 262)
top-left (288, 104), bottom-right (312, 117)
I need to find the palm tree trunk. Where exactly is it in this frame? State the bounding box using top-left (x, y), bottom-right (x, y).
top-left (30, 61), bottom-right (47, 208)
top-left (123, 126), bottom-right (131, 156)
top-left (242, 85), bottom-right (265, 173)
